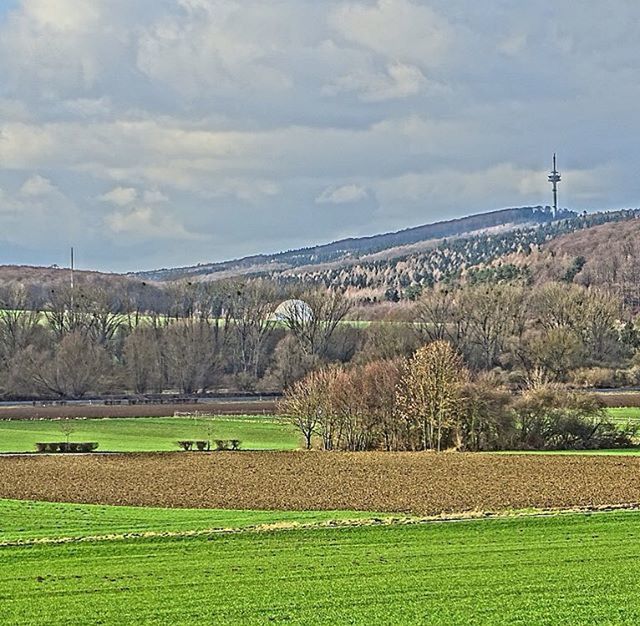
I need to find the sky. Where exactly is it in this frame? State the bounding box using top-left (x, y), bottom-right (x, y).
top-left (0, 0), bottom-right (639, 272)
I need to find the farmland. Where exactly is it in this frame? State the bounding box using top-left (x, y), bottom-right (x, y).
top-left (3, 452), bottom-right (640, 513)
top-left (0, 406), bottom-right (637, 454)
top-left (2, 506), bottom-right (640, 624)
top-left (0, 499), bottom-right (382, 543)
top-left (0, 416), bottom-right (297, 453)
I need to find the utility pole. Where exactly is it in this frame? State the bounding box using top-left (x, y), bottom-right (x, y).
top-left (548, 153), bottom-right (561, 217)
top-left (70, 246), bottom-right (75, 311)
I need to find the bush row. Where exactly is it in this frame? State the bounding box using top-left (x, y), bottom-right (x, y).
top-left (177, 439), bottom-right (241, 451)
top-left (35, 442), bottom-right (99, 453)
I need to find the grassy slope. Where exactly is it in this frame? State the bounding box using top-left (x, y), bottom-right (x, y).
top-left (0, 415), bottom-right (299, 453)
top-left (608, 407), bottom-right (640, 421)
top-left (0, 500), bottom-right (379, 543)
top-left (2, 509), bottom-right (640, 624)
top-left (0, 408), bottom-right (637, 455)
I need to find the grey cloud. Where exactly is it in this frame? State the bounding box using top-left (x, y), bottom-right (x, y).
top-left (0, 0), bottom-right (639, 271)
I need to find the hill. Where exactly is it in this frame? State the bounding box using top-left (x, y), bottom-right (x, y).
top-left (133, 206), bottom-right (571, 282)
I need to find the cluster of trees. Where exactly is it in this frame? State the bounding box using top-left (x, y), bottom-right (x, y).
top-left (276, 210), bottom-right (638, 301)
top-left (281, 341), bottom-right (635, 452)
top-left (1, 267), bottom-right (640, 399)
top-left (414, 282), bottom-right (639, 382)
top-left (0, 280), bottom-right (354, 398)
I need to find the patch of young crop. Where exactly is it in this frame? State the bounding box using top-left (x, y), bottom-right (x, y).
top-left (2, 512), bottom-right (640, 624)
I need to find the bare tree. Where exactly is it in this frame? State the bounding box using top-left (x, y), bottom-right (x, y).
top-left (281, 289), bottom-right (351, 357)
top-left (280, 369), bottom-right (328, 449)
top-left (227, 280), bottom-right (277, 380)
top-left (123, 326), bottom-right (164, 394)
top-left (396, 341), bottom-right (468, 451)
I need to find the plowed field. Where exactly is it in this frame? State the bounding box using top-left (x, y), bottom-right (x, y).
top-left (0, 400), bottom-right (276, 420)
top-left (2, 452), bottom-right (640, 514)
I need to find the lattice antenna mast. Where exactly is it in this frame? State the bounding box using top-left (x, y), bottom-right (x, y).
top-left (548, 153), bottom-right (561, 216)
top-left (70, 246), bottom-right (75, 311)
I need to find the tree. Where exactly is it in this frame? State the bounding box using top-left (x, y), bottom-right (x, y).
top-left (10, 333), bottom-right (110, 398)
top-left (163, 320), bottom-right (220, 394)
top-left (0, 285), bottom-right (42, 365)
top-left (458, 376), bottom-right (514, 451)
top-left (123, 327), bottom-right (163, 394)
top-left (512, 384), bottom-right (632, 450)
top-left (227, 280), bottom-right (277, 381)
top-left (280, 289), bottom-right (351, 357)
top-left (396, 341), bottom-right (467, 451)
top-left (280, 369), bottom-right (328, 449)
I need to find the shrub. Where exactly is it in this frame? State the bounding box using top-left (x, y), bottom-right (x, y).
top-left (230, 439), bottom-right (241, 451)
top-left (177, 440), bottom-right (194, 451)
top-left (570, 367), bottom-right (617, 389)
top-left (195, 440), bottom-right (209, 451)
top-left (35, 443), bottom-right (47, 453)
top-left (215, 440), bottom-right (229, 451)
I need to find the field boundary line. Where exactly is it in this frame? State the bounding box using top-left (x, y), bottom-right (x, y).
top-left (4, 503), bottom-right (640, 548)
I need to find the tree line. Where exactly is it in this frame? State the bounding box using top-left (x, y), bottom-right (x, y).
top-left (281, 341), bottom-right (635, 452)
top-left (0, 275), bottom-right (639, 399)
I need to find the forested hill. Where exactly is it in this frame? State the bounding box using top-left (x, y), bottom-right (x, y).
top-left (134, 206), bottom-right (572, 282)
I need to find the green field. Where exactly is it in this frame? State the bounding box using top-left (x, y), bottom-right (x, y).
top-left (607, 407), bottom-right (640, 422)
top-left (0, 407), bottom-right (637, 455)
top-left (0, 416), bottom-right (299, 453)
top-left (0, 500), bottom-right (381, 543)
top-left (2, 500), bottom-right (640, 624)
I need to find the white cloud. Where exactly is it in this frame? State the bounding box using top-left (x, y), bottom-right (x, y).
top-left (98, 187), bottom-right (138, 206)
top-left (316, 184), bottom-right (368, 205)
top-left (136, 1), bottom-right (294, 100)
top-left (329, 0), bottom-right (452, 67)
top-left (143, 189), bottom-right (169, 204)
top-left (105, 206), bottom-right (201, 242)
top-left (325, 62), bottom-right (428, 102)
top-left (19, 175), bottom-right (57, 197)
top-left (0, 1), bottom-right (639, 270)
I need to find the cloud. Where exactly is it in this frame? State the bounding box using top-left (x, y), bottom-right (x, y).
top-left (19, 175), bottom-right (57, 197)
top-left (325, 62), bottom-right (428, 102)
top-left (143, 189), bottom-right (169, 204)
top-left (99, 186), bottom-right (138, 206)
top-left (104, 206), bottom-right (201, 242)
top-left (329, 0), bottom-right (452, 67)
top-left (316, 184), bottom-right (368, 204)
top-left (0, 1), bottom-right (639, 271)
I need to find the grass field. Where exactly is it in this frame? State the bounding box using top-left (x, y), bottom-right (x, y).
top-left (2, 502), bottom-right (640, 624)
top-left (607, 407), bottom-right (640, 422)
top-left (0, 415), bottom-right (298, 453)
top-left (0, 499), bottom-right (381, 543)
top-left (0, 407), bottom-right (638, 455)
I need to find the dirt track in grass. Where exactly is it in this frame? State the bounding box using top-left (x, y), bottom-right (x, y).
top-left (3, 452), bottom-right (640, 515)
top-left (0, 401), bottom-right (276, 420)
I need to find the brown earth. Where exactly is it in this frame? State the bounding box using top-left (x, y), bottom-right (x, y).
top-left (0, 401), bottom-right (276, 420)
top-left (2, 452), bottom-right (640, 515)
top-left (596, 393), bottom-right (640, 408)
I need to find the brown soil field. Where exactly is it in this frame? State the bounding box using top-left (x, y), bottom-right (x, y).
top-left (595, 392), bottom-right (640, 408)
top-left (2, 452), bottom-right (640, 515)
top-left (0, 401), bottom-right (276, 420)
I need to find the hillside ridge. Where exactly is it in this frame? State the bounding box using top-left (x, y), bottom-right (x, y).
top-left (134, 205), bottom-right (572, 282)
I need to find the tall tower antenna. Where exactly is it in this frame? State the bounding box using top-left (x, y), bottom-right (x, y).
top-left (548, 153), bottom-right (561, 216)
top-left (70, 247), bottom-right (75, 310)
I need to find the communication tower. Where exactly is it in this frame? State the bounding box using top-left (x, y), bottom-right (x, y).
top-left (548, 153), bottom-right (561, 216)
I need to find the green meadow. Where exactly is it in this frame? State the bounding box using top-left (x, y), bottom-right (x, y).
top-left (0, 415), bottom-right (299, 453)
top-left (1, 501), bottom-right (640, 624)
